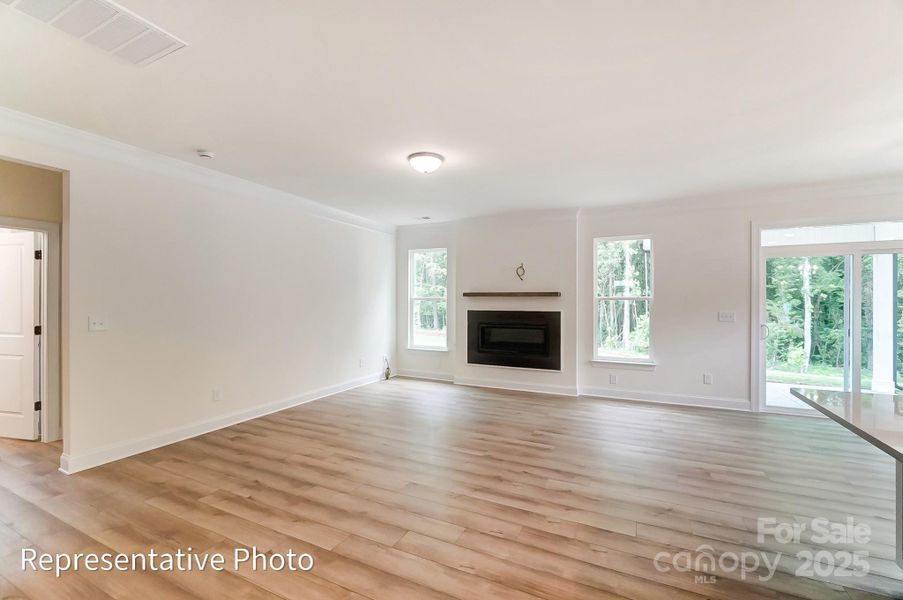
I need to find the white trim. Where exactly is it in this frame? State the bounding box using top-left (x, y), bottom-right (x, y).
top-left (453, 376), bottom-right (578, 397)
top-left (0, 216), bottom-right (62, 443)
top-left (580, 386), bottom-right (751, 412)
top-left (59, 372), bottom-right (382, 474)
top-left (850, 253), bottom-right (862, 401)
top-left (589, 358), bottom-right (656, 369)
top-left (750, 221), bottom-right (764, 411)
top-left (396, 369), bottom-right (454, 382)
top-left (0, 107), bottom-right (393, 235)
top-left (761, 240), bottom-right (903, 257)
top-left (591, 233), bottom-right (655, 243)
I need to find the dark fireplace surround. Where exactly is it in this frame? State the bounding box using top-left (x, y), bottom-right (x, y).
top-left (467, 310), bottom-right (561, 371)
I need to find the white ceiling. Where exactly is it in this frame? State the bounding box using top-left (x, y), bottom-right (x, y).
top-left (1, 1), bottom-right (903, 225)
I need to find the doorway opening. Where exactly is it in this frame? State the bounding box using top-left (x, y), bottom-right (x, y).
top-left (0, 219), bottom-right (60, 443)
top-left (756, 221), bottom-right (903, 413)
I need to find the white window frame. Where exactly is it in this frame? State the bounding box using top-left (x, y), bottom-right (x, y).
top-left (751, 217), bottom-right (903, 413)
top-left (592, 235), bottom-right (655, 365)
top-left (408, 248), bottom-right (448, 351)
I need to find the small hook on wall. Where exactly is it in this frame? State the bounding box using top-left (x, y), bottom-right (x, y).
top-left (515, 263), bottom-right (526, 281)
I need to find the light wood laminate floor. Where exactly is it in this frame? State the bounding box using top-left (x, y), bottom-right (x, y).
top-left (1, 378), bottom-right (902, 599)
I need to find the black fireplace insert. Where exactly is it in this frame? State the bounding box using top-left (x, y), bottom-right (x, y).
top-left (467, 310), bottom-right (561, 370)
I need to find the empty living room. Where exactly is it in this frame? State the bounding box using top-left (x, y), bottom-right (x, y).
top-left (3, 1), bottom-right (903, 599)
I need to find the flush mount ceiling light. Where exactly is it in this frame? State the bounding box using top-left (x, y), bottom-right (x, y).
top-left (3, 0), bottom-right (187, 66)
top-left (197, 149), bottom-right (215, 159)
top-left (407, 152), bottom-right (444, 174)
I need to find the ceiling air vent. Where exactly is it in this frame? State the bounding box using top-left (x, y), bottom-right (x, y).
top-left (2, 0), bottom-right (186, 66)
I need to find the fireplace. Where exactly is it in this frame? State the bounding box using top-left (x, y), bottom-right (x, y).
top-left (467, 310), bottom-right (561, 370)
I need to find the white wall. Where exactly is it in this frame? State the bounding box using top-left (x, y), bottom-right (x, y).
top-left (397, 176), bottom-right (903, 410)
top-left (0, 109), bottom-right (396, 472)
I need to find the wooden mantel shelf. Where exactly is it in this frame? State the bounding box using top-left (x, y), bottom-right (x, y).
top-left (462, 291), bottom-right (561, 297)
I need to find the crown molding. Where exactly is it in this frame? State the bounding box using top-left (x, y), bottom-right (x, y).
top-left (0, 106), bottom-right (395, 234)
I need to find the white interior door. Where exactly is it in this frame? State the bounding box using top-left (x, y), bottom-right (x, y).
top-left (0, 229), bottom-right (38, 440)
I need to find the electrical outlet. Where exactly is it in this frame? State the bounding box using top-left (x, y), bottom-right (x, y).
top-left (88, 316), bottom-right (109, 331)
top-left (703, 373), bottom-right (713, 385)
top-left (212, 388), bottom-right (223, 402)
top-left (609, 374), bottom-right (618, 385)
top-left (717, 311), bottom-right (736, 323)
top-left (359, 358), bottom-right (364, 368)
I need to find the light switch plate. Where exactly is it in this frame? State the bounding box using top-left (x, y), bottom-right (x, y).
top-left (717, 311), bottom-right (736, 323)
top-left (88, 316), bottom-right (109, 331)
top-left (703, 373), bottom-right (714, 385)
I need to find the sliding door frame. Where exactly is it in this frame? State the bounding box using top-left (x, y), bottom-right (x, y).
top-left (752, 223), bottom-right (903, 414)
top-left (759, 245), bottom-right (853, 416)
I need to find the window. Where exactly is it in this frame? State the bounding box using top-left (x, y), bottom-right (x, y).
top-left (594, 237), bottom-right (653, 362)
top-left (409, 248), bottom-right (448, 350)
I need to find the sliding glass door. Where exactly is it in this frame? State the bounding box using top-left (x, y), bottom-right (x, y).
top-left (763, 254), bottom-right (851, 410)
top-left (861, 253), bottom-right (902, 395)
top-left (758, 224), bottom-right (903, 412)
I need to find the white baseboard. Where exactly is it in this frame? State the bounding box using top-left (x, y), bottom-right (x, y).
top-left (580, 386), bottom-right (750, 412)
top-left (406, 374), bottom-right (747, 411)
top-left (396, 369), bottom-right (454, 382)
top-left (453, 376), bottom-right (578, 397)
top-left (59, 372), bottom-right (382, 475)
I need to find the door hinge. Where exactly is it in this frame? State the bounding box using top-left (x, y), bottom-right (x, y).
top-left (34, 250), bottom-right (42, 260)
top-left (34, 401), bottom-right (41, 411)
top-left (34, 325), bottom-right (42, 336)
